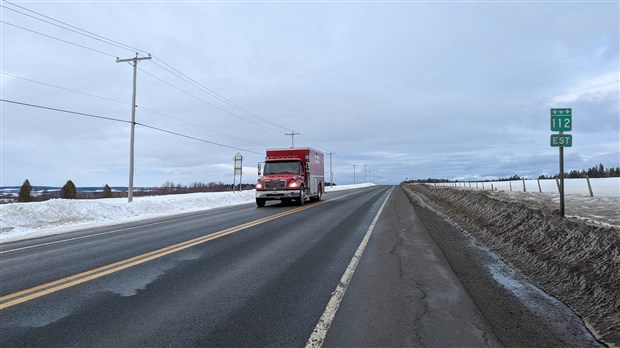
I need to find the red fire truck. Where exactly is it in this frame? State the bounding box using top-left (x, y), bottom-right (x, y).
top-left (255, 148), bottom-right (325, 207)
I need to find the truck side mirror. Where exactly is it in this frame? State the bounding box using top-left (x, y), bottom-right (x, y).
top-left (258, 163), bottom-right (262, 176)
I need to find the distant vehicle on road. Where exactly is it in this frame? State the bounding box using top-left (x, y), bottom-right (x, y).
top-left (255, 148), bottom-right (325, 207)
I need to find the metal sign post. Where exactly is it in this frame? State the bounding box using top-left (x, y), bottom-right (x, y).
top-left (550, 108), bottom-right (572, 217)
top-left (233, 153), bottom-right (243, 192)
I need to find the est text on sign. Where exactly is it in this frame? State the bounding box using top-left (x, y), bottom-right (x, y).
top-left (550, 134), bottom-right (572, 147)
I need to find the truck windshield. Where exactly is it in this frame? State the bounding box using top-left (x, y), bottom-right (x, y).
top-left (264, 161), bottom-right (302, 175)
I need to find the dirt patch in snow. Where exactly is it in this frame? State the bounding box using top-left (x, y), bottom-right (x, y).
top-left (401, 184), bottom-right (620, 347)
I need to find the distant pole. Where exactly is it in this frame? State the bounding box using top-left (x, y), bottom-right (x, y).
top-left (285, 131), bottom-right (300, 147)
top-left (233, 153), bottom-right (243, 192)
top-left (363, 164), bottom-right (367, 183)
top-left (117, 53), bottom-right (152, 203)
top-left (328, 152), bottom-right (335, 187)
top-left (353, 164), bottom-right (357, 185)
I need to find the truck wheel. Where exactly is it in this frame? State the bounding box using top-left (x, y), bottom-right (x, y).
top-left (256, 199), bottom-right (266, 207)
top-left (310, 185), bottom-right (323, 202)
top-left (298, 189), bottom-right (305, 206)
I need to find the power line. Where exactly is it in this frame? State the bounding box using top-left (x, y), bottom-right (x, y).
top-left (299, 133), bottom-right (325, 152)
top-left (2, 1), bottom-right (321, 146)
top-left (0, 20), bottom-right (117, 58)
top-left (0, 72), bottom-right (128, 105)
top-left (1, 98), bottom-right (130, 124)
top-left (138, 67), bottom-right (284, 133)
top-left (1, 0), bottom-right (149, 55)
top-left (0, 72), bottom-right (267, 147)
top-left (137, 123), bottom-right (262, 155)
top-left (138, 106), bottom-right (269, 147)
top-left (151, 57), bottom-right (293, 132)
top-left (3, 1), bottom-right (289, 134)
top-left (0, 98), bottom-right (263, 155)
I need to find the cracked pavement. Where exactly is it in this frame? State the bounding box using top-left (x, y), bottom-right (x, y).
top-left (323, 186), bottom-right (599, 347)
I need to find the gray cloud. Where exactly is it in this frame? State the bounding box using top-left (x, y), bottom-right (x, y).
top-left (1, 1), bottom-right (618, 187)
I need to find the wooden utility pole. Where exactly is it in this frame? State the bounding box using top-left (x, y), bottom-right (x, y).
top-left (116, 53), bottom-right (151, 203)
top-left (285, 131), bottom-right (300, 148)
top-left (328, 152), bottom-right (335, 187)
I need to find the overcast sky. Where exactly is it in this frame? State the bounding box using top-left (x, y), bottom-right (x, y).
top-left (1, 0), bottom-right (618, 187)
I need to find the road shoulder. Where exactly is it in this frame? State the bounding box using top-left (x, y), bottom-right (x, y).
top-left (324, 186), bottom-right (501, 347)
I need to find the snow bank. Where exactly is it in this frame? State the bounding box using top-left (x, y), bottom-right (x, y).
top-left (325, 182), bottom-right (375, 192)
top-left (0, 191), bottom-right (256, 243)
top-left (0, 184), bottom-right (373, 243)
top-left (402, 184), bottom-right (620, 346)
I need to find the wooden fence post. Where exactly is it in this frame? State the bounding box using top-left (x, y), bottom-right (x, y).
top-left (586, 175), bottom-right (594, 197)
top-left (522, 179), bottom-right (526, 192)
top-left (537, 179), bottom-right (542, 193)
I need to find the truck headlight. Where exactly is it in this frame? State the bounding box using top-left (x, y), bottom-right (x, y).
top-left (288, 181), bottom-right (300, 188)
top-left (256, 182), bottom-right (263, 189)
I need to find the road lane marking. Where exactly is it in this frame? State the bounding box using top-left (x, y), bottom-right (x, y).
top-left (0, 216), bottom-right (208, 254)
top-left (0, 190), bottom-right (365, 310)
top-left (305, 186), bottom-right (394, 348)
top-left (0, 189), bottom-right (366, 255)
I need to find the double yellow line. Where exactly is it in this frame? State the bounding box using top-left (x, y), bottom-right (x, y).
top-left (0, 196), bottom-right (345, 310)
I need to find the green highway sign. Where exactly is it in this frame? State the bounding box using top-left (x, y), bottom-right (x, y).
top-left (550, 108), bottom-right (572, 131)
top-left (550, 134), bottom-right (572, 147)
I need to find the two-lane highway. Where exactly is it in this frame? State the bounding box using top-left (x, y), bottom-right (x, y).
top-left (1, 186), bottom-right (392, 347)
top-left (1, 185), bottom-right (600, 347)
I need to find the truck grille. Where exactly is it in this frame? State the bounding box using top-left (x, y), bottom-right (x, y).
top-left (264, 180), bottom-right (286, 190)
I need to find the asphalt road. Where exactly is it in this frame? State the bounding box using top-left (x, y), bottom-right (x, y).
top-left (0, 185), bottom-right (599, 347)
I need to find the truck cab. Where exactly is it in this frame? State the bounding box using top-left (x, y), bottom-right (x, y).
top-left (255, 148), bottom-right (324, 207)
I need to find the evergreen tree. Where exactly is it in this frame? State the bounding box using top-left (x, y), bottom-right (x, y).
top-left (103, 184), bottom-right (112, 198)
top-left (60, 180), bottom-right (77, 199)
top-left (18, 179), bottom-right (33, 202)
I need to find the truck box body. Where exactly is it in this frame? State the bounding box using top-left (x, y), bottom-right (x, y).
top-left (255, 148), bottom-right (324, 207)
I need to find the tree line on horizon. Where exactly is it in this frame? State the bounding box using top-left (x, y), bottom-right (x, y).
top-left (402, 163), bottom-right (620, 184)
top-left (12, 179), bottom-right (256, 203)
top-left (537, 163), bottom-right (620, 180)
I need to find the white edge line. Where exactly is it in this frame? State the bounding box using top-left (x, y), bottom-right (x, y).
top-left (305, 186), bottom-right (394, 348)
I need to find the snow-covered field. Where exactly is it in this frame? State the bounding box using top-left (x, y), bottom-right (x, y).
top-left (430, 178), bottom-right (619, 227)
top-left (0, 183), bottom-right (374, 243)
top-left (432, 177), bottom-right (620, 196)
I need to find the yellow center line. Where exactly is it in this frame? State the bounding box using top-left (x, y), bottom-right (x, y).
top-left (0, 191), bottom-right (360, 310)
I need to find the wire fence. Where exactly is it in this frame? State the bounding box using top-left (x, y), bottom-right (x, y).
top-left (429, 177), bottom-right (620, 197)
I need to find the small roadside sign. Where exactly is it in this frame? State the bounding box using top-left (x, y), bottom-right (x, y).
top-left (550, 108), bottom-right (572, 132)
top-left (549, 107), bottom-right (573, 218)
top-left (550, 134), bottom-right (572, 147)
